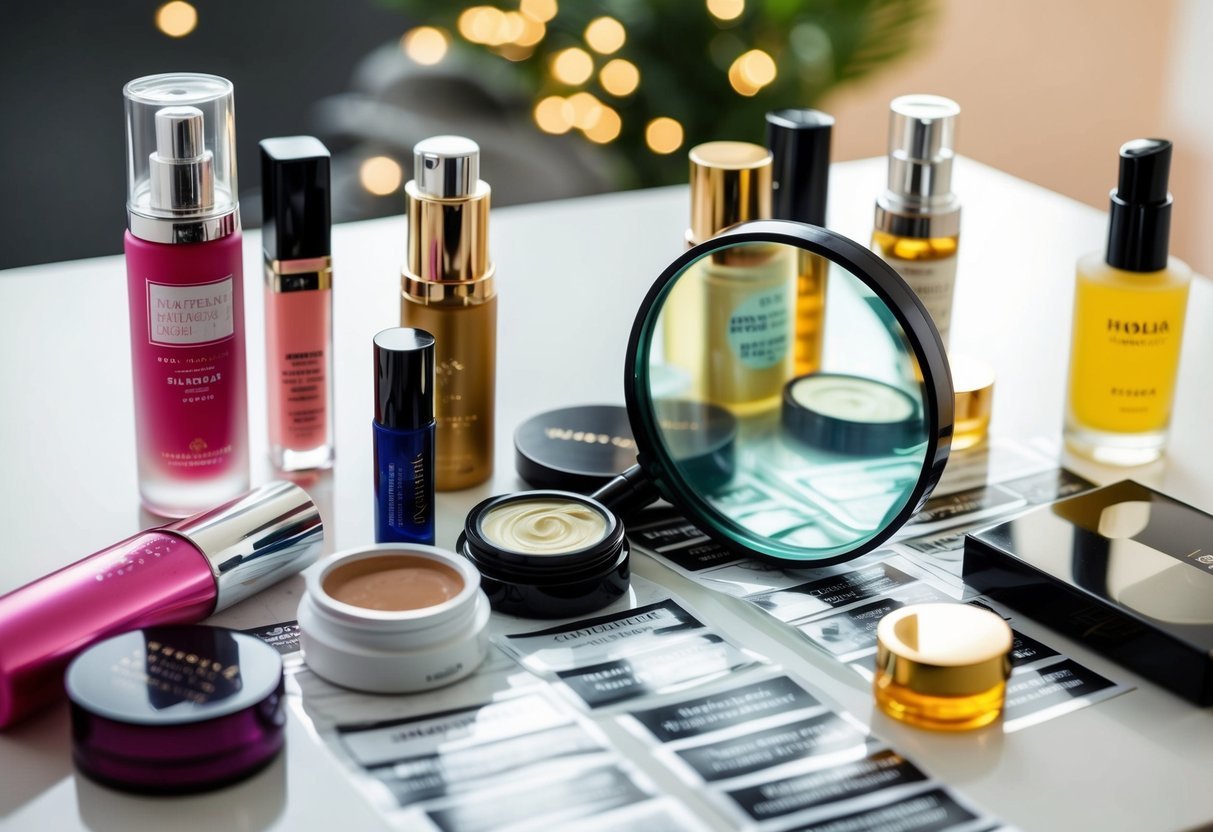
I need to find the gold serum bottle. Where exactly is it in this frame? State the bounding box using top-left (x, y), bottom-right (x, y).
top-left (401, 136), bottom-right (497, 490)
top-left (872, 95), bottom-right (961, 347)
top-left (766, 108), bottom-right (833, 376)
top-left (1065, 139), bottom-right (1190, 466)
top-left (664, 142), bottom-right (795, 414)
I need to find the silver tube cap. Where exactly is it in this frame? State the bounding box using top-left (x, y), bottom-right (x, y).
top-left (413, 135), bottom-right (480, 198)
top-left (165, 481), bottom-right (324, 611)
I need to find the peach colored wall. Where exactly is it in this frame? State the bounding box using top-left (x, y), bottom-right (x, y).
top-left (824, 0), bottom-right (1210, 273)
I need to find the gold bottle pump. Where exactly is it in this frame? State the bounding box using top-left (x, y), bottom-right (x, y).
top-left (401, 136), bottom-right (497, 490)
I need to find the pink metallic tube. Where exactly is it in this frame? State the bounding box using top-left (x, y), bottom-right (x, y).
top-left (0, 481), bottom-right (322, 729)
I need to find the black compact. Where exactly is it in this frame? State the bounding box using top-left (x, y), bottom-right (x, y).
top-left (514, 405), bottom-right (638, 492)
top-left (965, 480), bottom-right (1213, 705)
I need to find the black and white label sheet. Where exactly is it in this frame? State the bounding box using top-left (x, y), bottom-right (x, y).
top-left (617, 670), bottom-right (1003, 832)
top-left (285, 577), bottom-right (710, 832)
top-left (627, 438), bottom-right (1132, 734)
top-left (279, 574), bottom-right (1013, 831)
top-left (254, 439), bottom-right (1124, 831)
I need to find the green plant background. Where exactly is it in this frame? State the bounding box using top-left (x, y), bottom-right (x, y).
top-left (387, 0), bottom-right (937, 187)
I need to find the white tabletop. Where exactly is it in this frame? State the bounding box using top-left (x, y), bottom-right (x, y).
top-left (1, 157), bottom-right (1211, 831)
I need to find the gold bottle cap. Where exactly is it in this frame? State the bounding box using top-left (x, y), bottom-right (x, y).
top-left (876, 603), bottom-right (1012, 697)
top-left (950, 354), bottom-right (994, 450)
top-left (687, 141), bottom-right (772, 245)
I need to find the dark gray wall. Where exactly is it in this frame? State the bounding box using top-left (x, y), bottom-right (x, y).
top-left (0, 0), bottom-right (408, 269)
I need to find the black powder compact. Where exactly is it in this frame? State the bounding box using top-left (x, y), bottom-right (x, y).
top-left (965, 480), bottom-right (1213, 705)
top-left (514, 405), bottom-right (638, 492)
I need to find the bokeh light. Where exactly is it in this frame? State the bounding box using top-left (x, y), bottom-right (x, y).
top-left (552, 48), bottom-right (594, 85)
top-left (567, 92), bottom-right (604, 129)
top-left (520, 0), bottom-right (558, 23)
top-left (515, 16), bottom-right (547, 46)
top-left (584, 17), bottom-right (626, 54)
top-left (707, 0), bottom-right (745, 21)
top-left (534, 96), bottom-right (575, 134)
top-left (583, 106), bottom-right (621, 143)
top-left (459, 6), bottom-right (501, 44)
top-left (401, 27), bottom-right (448, 65)
top-left (599, 59), bottom-right (640, 96)
top-left (360, 156), bottom-right (403, 196)
top-left (728, 49), bottom-right (777, 95)
top-left (156, 1), bottom-right (197, 38)
top-left (645, 117), bottom-right (684, 154)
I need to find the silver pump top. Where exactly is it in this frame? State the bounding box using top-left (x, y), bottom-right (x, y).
top-left (883, 94), bottom-right (959, 210)
top-left (413, 135), bottom-right (480, 199)
top-left (165, 480), bottom-right (324, 611)
top-left (149, 105), bottom-right (215, 213)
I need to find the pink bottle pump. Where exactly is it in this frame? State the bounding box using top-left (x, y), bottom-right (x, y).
top-left (123, 73), bottom-right (249, 517)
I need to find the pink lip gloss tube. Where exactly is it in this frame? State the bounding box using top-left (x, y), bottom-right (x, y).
top-left (124, 73), bottom-right (250, 517)
top-left (0, 481), bottom-right (322, 729)
top-left (260, 137), bottom-right (335, 471)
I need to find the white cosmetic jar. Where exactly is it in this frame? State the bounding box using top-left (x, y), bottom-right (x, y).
top-left (298, 544), bottom-right (490, 693)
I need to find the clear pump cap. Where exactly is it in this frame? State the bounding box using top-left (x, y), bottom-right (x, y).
top-left (124, 73), bottom-right (238, 243)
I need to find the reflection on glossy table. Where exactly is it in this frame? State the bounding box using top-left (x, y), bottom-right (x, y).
top-left (2, 157), bottom-right (1211, 831)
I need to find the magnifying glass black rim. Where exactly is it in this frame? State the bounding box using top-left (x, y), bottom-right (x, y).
top-left (624, 219), bottom-right (954, 567)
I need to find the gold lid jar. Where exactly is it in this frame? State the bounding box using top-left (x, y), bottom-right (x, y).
top-left (950, 355), bottom-right (995, 450)
top-left (874, 603), bottom-right (1012, 731)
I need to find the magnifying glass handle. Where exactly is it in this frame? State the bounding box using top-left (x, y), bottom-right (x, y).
top-left (592, 464), bottom-right (660, 520)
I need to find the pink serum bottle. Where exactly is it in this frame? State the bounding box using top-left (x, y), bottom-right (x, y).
top-left (260, 137), bottom-right (335, 470)
top-left (123, 74), bottom-right (249, 517)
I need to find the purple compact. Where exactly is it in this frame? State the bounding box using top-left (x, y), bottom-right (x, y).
top-left (65, 624), bottom-right (285, 794)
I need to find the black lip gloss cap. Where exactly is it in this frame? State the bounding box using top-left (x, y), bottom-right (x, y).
top-left (373, 328), bottom-right (434, 431)
top-left (260, 136), bottom-right (332, 262)
top-left (765, 109), bottom-right (834, 226)
top-left (1106, 138), bottom-right (1172, 272)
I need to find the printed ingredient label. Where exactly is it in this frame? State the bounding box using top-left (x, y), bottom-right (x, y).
top-left (727, 288), bottom-right (790, 369)
top-left (147, 276), bottom-right (234, 345)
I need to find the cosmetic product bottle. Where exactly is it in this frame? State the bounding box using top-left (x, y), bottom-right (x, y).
top-left (299, 544), bottom-right (490, 693)
top-left (123, 73), bottom-right (249, 517)
top-left (1064, 139), bottom-right (1191, 466)
top-left (766, 108), bottom-right (833, 376)
top-left (871, 95), bottom-right (961, 348)
top-left (0, 481), bottom-right (323, 729)
top-left (67, 625), bottom-right (285, 794)
top-left (874, 603), bottom-right (1012, 731)
top-left (400, 136), bottom-right (496, 491)
top-left (260, 136), bottom-right (335, 472)
top-left (669, 142), bottom-right (795, 414)
top-left (373, 328), bottom-right (436, 545)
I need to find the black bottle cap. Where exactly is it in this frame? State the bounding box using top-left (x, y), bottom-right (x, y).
top-left (260, 136), bottom-right (331, 261)
top-left (765, 108), bottom-right (833, 226)
top-left (1106, 138), bottom-right (1172, 272)
top-left (373, 328), bottom-right (434, 431)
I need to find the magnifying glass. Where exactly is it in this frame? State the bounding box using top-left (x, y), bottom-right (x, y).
top-left (594, 220), bottom-right (953, 567)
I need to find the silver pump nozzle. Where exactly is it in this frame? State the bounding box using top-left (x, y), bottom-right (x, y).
top-left (884, 94), bottom-right (959, 208)
top-left (149, 105), bottom-right (215, 212)
top-left (413, 135), bottom-right (480, 199)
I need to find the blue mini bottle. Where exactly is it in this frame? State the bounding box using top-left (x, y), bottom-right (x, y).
top-left (373, 328), bottom-right (436, 544)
